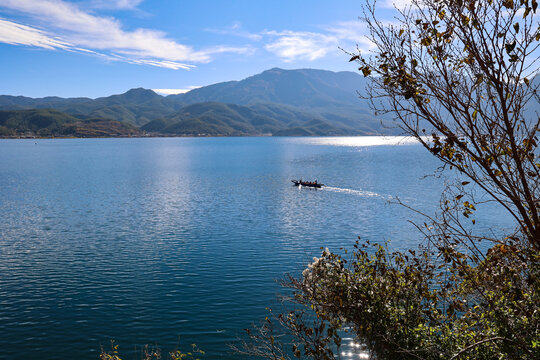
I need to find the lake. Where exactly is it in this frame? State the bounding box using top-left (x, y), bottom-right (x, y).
top-left (0, 137), bottom-right (512, 359)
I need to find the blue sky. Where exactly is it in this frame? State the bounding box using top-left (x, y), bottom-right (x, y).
top-left (0, 0), bottom-right (404, 98)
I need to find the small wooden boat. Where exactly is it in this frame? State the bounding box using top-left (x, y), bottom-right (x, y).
top-left (291, 179), bottom-right (324, 188)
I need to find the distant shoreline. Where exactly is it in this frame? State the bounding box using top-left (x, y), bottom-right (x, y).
top-left (0, 133), bottom-right (385, 140)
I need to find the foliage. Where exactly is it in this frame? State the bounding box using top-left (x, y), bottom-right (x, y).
top-left (241, 241), bottom-right (538, 359)
top-left (354, 0), bottom-right (540, 248)
top-left (99, 341), bottom-right (205, 360)
top-left (241, 0), bottom-right (540, 359)
top-left (0, 109), bottom-right (142, 137)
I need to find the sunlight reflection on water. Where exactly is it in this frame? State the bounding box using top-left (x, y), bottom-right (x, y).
top-left (290, 136), bottom-right (421, 147)
top-left (341, 336), bottom-right (371, 359)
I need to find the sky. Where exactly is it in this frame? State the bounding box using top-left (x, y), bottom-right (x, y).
top-left (0, 0), bottom-right (406, 98)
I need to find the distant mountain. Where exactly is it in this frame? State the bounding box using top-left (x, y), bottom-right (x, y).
top-left (167, 68), bottom-right (388, 134)
top-left (0, 88), bottom-right (180, 127)
top-left (142, 102), bottom-right (263, 135)
top-left (141, 102), bottom-right (355, 136)
top-left (0, 95), bottom-right (92, 109)
top-left (0, 109), bottom-right (141, 137)
top-left (0, 68), bottom-right (398, 136)
top-left (169, 68), bottom-right (364, 108)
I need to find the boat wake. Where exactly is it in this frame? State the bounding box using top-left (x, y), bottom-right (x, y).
top-left (323, 186), bottom-right (391, 200)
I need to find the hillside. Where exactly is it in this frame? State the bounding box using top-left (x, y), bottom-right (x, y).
top-left (0, 88), bottom-right (180, 127)
top-left (141, 102), bottom-right (355, 136)
top-left (0, 109), bottom-right (141, 137)
top-left (167, 68), bottom-right (388, 134)
top-left (0, 68), bottom-right (399, 136)
top-left (169, 68), bottom-right (365, 108)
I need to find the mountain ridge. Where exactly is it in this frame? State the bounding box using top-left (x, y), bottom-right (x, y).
top-left (0, 68), bottom-right (397, 137)
top-left (0, 109), bottom-right (141, 137)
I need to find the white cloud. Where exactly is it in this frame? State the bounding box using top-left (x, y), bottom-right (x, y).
top-left (0, 18), bottom-right (70, 49)
top-left (0, 18), bottom-right (196, 69)
top-left (152, 86), bottom-right (201, 95)
top-left (263, 30), bottom-right (335, 62)
top-left (91, 0), bottom-right (144, 10)
top-left (200, 45), bottom-right (256, 57)
top-left (325, 21), bottom-right (376, 52)
top-left (205, 22), bottom-right (262, 41)
top-left (115, 56), bottom-right (194, 70)
top-left (206, 21), bottom-right (370, 62)
top-left (0, 0), bottom-right (250, 69)
top-left (263, 21), bottom-right (373, 62)
top-left (0, 0), bottom-right (396, 67)
top-left (380, 0), bottom-right (414, 9)
top-left (326, 21), bottom-right (366, 42)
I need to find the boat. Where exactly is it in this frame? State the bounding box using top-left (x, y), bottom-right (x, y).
top-left (291, 179), bottom-right (324, 188)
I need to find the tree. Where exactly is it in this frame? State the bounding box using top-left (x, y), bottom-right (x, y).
top-left (355, 0), bottom-right (540, 250)
top-left (241, 1), bottom-right (540, 359)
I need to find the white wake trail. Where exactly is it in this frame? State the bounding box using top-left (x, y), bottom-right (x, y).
top-left (323, 186), bottom-right (391, 200)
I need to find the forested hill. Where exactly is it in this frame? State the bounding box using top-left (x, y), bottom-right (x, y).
top-left (0, 88), bottom-right (180, 127)
top-left (169, 68), bottom-right (367, 109)
top-left (0, 68), bottom-right (399, 137)
top-left (0, 109), bottom-right (141, 137)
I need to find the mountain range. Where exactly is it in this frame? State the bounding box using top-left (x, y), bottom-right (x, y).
top-left (0, 68), bottom-right (398, 137)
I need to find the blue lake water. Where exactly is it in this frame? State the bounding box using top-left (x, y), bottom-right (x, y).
top-left (0, 137), bottom-right (512, 359)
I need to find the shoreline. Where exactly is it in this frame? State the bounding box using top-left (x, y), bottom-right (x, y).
top-left (0, 133), bottom-right (386, 140)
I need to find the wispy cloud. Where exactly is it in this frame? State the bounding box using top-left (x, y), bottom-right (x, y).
top-left (113, 56), bottom-right (195, 70)
top-left (263, 21), bottom-right (373, 62)
top-left (205, 22), bottom-right (262, 41)
top-left (152, 86), bottom-right (201, 95)
top-left (0, 0), bottom-right (388, 67)
top-left (0, 0), bottom-right (250, 69)
top-left (0, 17), bottom-right (196, 70)
top-left (0, 18), bottom-right (70, 49)
top-left (205, 20), bottom-right (372, 62)
top-left (201, 44), bottom-right (256, 57)
top-left (325, 21), bottom-right (368, 42)
top-left (263, 30), bottom-right (336, 62)
top-left (381, 0), bottom-right (414, 9)
top-left (90, 0), bottom-right (144, 10)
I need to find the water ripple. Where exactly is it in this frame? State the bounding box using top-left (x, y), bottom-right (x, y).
top-left (0, 137), bottom-right (511, 359)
